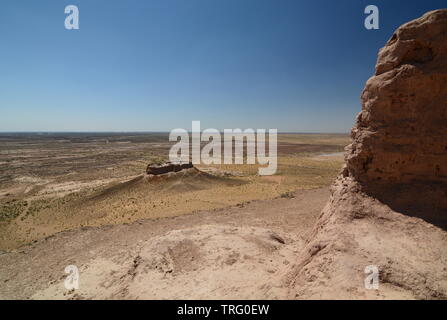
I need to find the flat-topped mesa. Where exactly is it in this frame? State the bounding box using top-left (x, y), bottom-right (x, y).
top-left (146, 162), bottom-right (194, 175)
top-left (345, 9), bottom-right (447, 227)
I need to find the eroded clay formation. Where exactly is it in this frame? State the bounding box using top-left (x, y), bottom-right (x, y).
top-left (346, 9), bottom-right (447, 226)
top-left (288, 10), bottom-right (447, 299)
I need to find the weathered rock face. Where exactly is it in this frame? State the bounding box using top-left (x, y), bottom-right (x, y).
top-left (288, 10), bottom-right (447, 299)
top-left (146, 162), bottom-right (193, 175)
top-left (346, 9), bottom-right (447, 227)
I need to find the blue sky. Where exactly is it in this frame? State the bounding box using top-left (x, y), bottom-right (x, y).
top-left (0, 0), bottom-right (445, 132)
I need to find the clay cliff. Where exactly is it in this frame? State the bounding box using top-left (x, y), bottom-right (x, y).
top-left (348, 9), bottom-right (447, 227)
top-left (287, 10), bottom-right (447, 299)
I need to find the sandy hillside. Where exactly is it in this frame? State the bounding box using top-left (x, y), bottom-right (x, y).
top-left (0, 188), bottom-right (327, 300)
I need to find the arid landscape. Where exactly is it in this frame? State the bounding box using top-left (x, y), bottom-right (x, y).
top-left (0, 133), bottom-right (350, 299)
top-left (1, 5), bottom-right (446, 302)
top-left (0, 133), bottom-right (348, 250)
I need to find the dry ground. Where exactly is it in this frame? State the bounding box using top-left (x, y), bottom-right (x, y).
top-left (0, 133), bottom-right (349, 250)
top-left (1, 133), bottom-right (443, 300)
top-left (0, 188), bottom-right (328, 299)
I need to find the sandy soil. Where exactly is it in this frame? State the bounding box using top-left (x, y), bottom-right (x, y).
top-left (0, 188), bottom-right (328, 300)
top-left (0, 133), bottom-right (354, 299)
top-left (0, 133), bottom-right (348, 250)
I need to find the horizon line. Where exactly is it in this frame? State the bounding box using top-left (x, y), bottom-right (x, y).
top-left (0, 131), bottom-right (350, 135)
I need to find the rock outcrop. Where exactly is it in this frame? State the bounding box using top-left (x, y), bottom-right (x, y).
top-left (288, 10), bottom-right (447, 299)
top-left (347, 9), bottom-right (447, 227)
top-left (146, 162), bottom-right (193, 175)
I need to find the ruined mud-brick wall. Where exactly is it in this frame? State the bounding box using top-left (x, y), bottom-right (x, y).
top-left (146, 162), bottom-right (193, 175)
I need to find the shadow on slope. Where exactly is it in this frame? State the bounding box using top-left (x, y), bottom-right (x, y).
top-left (88, 168), bottom-right (247, 201)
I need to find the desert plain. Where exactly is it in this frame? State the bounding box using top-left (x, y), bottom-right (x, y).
top-left (0, 132), bottom-right (355, 299)
top-left (0, 133), bottom-right (348, 251)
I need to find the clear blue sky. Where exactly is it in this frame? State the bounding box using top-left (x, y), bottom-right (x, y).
top-left (1, 0), bottom-right (445, 132)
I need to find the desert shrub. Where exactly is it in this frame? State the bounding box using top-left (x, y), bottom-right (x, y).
top-left (0, 200), bottom-right (28, 222)
top-left (280, 192), bottom-right (295, 199)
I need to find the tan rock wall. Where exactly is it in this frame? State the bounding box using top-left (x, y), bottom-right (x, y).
top-left (345, 10), bottom-right (447, 226)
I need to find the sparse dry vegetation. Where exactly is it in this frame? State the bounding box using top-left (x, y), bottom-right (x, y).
top-left (0, 133), bottom-right (349, 249)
